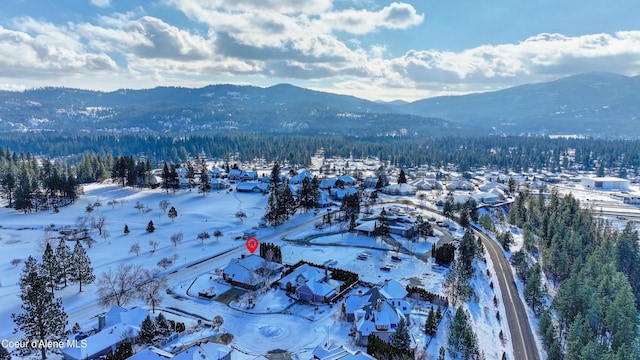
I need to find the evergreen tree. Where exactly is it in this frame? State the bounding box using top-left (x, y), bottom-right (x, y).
top-left (391, 318), bottom-right (411, 350)
top-left (70, 241), bottom-right (95, 292)
top-left (12, 256), bottom-right (68, 360)
top-left (105, 342), bottom-right (132, 360)
top-left (268, 162), bottom-right (282, 193)
top-left (349, 213), bottom-right (357, 232)
top-left (55, 239), bottom-right (72, 287)
top-left (280, 184), bottom-right (297, 216)
top-left (41, 242), bottom-right (61, 295)
top-left (155, 313), bottom-right (172, 338)
top-left (124, 224), bottom-right (130, 235)
top-left (0, 165), bottom-right (17, 207)
top-left (398, 169), bottom-right (407, 184)
top-left (198, 171), bottom-right (211, 195)
top-left (138, 315), bottom-right (157, 345)
top-left (299, 176), bottom-right (319, 212)
top-left (72, 322), bottom-right (82, 334)
top-left (0, 344), bottom-right (10, 360)
top-left (146, 220), bottom-right (155, 233)
top-left (14, 167), bottom-right (34, 213)
top-left (377, 208), bottom-right (390, 239)
top-left (167, 206), bottom-right (178, 222)
top-left (375, 176), bottom-right (385, 189)
top-left (524, 263), bottom-right (544, 314)
top-left (448, 306), bottom-right (481, 360)
top-left (425, 307), bottom-right (438, 336)
top-left (442, 197), bottom-right (454, 219)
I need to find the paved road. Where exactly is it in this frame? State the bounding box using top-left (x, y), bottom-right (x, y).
top-left (474, 227), bottom-right (540, 360)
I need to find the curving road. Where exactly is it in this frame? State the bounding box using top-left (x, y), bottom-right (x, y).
top-left (473, 227), bottom-right (540, 360)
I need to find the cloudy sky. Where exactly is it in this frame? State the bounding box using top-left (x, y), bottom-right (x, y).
top-left (0, 0), bottom-right (639, 101)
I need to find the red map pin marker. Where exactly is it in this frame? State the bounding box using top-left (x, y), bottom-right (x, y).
top-left (246, 237), bottom-right (259, 254)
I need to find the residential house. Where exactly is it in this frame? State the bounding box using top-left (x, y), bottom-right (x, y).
top-left (331, 187), bottom-right (357, 200)
top-left (210, 178), bottom-right (230, 190)
top-left (312, 343), bottom-right (375, 360)
top-left (290, 170), bottom-right (313, 184)
top-left (222, 254), bottom-right (284, 290)
top-left (236, 182), bottom-right (268, 193)
top-left (62, 306), bottom-right (150, 360)
top-left (380, 183), bottom-right (417, 195)
top-left (279, 264), bottom-right (341, 303)
top-left (347, 287), bottom-right (412, 346)
top-left (129, 343), bottom-right (232, 360)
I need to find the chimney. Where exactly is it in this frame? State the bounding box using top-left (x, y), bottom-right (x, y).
top-left (98, 315), bottom-right (106, 331)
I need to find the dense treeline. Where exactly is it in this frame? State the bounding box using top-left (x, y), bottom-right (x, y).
top-left (0, 149), bottom-right (79, 212)
top-left (3, 133), bottom-right (640, 172)
top-left (509, 190), bottom-right (640, 359)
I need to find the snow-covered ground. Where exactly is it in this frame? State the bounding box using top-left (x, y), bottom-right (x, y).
top-left (0, 183), bottom-right (513, 359)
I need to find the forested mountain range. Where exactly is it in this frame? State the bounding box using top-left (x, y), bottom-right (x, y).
top-left (0, 84), bottom-right (464, 138)
top-left (0, 72), bottom-right (638, 138)
top-left (398, 72), bottom-right (640, 137)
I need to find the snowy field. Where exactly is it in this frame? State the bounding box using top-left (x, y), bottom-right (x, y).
top-left (0, 183), bottom-right (514, 359)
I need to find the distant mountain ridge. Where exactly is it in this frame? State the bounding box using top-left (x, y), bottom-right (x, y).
top-left (0, 83), bottom-right (463, 137)
top-left (0, 72), bottom-right (638, 137)
top-left (398, 72), bottom-right (640, 137)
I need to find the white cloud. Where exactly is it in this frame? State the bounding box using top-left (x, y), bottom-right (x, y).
top-left (318, 2), bottom-right (423, 35)
top-left (0, 25), bottom-right (117, 79)
top-left (78, 16), bottom-right (212, 61)
top-left (380, 31), bottom-right (640, 92)
top-left (165, 0), bottom-right (333, 16)
top-left (90, 0), bottom-right (111, 8)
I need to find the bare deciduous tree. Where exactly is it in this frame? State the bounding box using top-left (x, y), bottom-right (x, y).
top-left (157, 258), bottom-right (173, 269)
top-left (97, 263), bottom-right (142, 308)
top-left (170, 231), bottom-right (183, 247)
top-left (235, 211), bottom-right (247, 222)
top-left (94, 215), bottom-right (106, 236)
top-left (129, 243), bottom-right (141, 256)
top-left (213, 315), bottom-right (224, 331)
top-left (197, 232), bottom-right (210, 244)
top-left (134, 201), bottom-right (145, 213)
top-left (159, 199), bottom-right (171, 214)
top-left (138, 268), bottom-right (167, 313)
top-left (107, 200), bottom-right (118, 209)
top-left (149, 240), bottom-right (160, 252)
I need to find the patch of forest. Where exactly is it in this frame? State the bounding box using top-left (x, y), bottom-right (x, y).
top-left (509, 190), bottom-right (640, 359)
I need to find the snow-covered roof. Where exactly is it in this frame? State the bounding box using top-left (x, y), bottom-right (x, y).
top-left (379, 279), bottom-right (407, 300)
top-left (354, 220), bottom-right (377, 233)
top-left (62, 322), bottom-right (140, 360)
top-left (279, 263), bottom-right (326, 287)
top-left (312, 343), bottom-right (376, 360)
top-left (128, 346), bottom-right (173, 360)
top-left (338, 175), bottom-right (356, 184)
top-left (236, 182), bottom-right (268, 192)
top-left (332, 187), bottom-right (357, 199)
top-left (320, 178), bottom-right (337, 189)
top-left (172, 342), bottom-right (232, 360)
top-left (223, 255), bottom-right (283, 286)
top-left (381, 183), bottom-right (416, 195)
top-left (306, 279), bottom-right (339, 297)
top-left (408, 178), bottom-right (442, 190)
top-left (345, 294), bottom-right (369, 314)
top-left (290, 171), bottom-right (313, 184)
